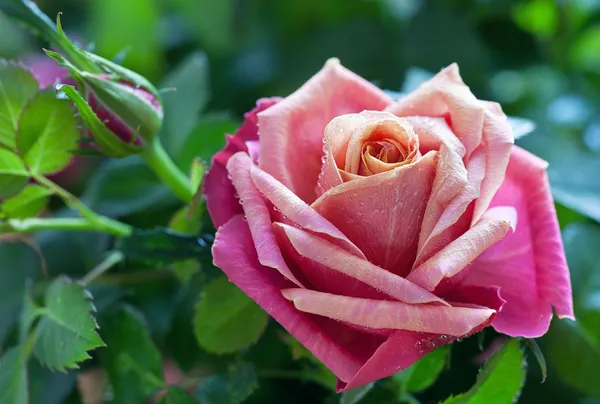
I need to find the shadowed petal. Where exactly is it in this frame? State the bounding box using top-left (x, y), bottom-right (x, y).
top-left (275, 222), bottom-right (448, 305)
top-left (250, 163), bottom-right (365, 258)
top-left (213, 215), bottom-right (376, 383)
top-left (312, 151), bottom-right (437, 276)
top-left (204, 98), bottom-right (280, 229)
top-left (258, 59), bottom-right (393, 203)
top-left (282, 289), bottom-right (495, 335)
top-left (408, 206), bottom-right (516, 291)
top-left (227, 152), bottom-right (304, 287)
top-left (464, 146), bottom-right (574, 338)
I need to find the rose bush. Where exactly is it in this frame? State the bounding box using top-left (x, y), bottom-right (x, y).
top-left (204, 60), bottom-right (574, 391)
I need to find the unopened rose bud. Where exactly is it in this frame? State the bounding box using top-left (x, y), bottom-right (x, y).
top-left (83, 73), bottom-right (163, 145)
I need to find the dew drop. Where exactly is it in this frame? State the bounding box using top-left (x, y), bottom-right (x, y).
top-left (242, 216), bottom-right (248, 221)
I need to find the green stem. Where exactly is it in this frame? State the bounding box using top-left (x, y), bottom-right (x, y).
top-left (141, 137), bottom-right (194, 203)
top-left (33, 174), bottom-right (132, 237)
top-left (80, 251), bottom-right (124, 286)
top-left (5, 217), bottom-right (99, 233)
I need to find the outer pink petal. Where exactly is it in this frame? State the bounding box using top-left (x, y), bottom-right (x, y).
top-left (258, 58), bottom-right (393, 203)
top-left (204, 98), bottom-right (279, 228)
top-left (282, 289), bottom-right (495, 336)
top-left (275, 222), bottom-right (447, 305)
top-left (250, 163), bottom-right (365, 258)
top-left (227, 152), bottom-right (304, 287)
top-left (464, 146), bottom-right (574, 338)
top-left (408, 206), bottom-right (516, 291)
top-left (339, 285), bottom-right (505, 391)
top-left (388, 64), bottom-right (513, 224)
top-left (213, 215), bottom-right (383, 383)
top-left (311, 151), bottom-right (437, 276)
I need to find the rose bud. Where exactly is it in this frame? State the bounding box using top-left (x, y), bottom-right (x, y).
top-left (43, 48), bottom-right (163, 158)
top-left (203, 59), bottom-right (574, 391)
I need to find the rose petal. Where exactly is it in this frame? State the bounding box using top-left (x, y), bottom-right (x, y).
top-left (415, 147), bottom-right (487, 266)
top-left (204, 98), bottom-right (279, 228)
top-left (282, 289), bottom-right (495, 335)
top-left (338, 285), bottom-right (505, 392)
top-left (388, 64), bottom-right (513, 224)
top-left (213, 214), bottom-right (382, 383)
top-left (472, 103), bottom-right (514, 223)
top-left (227, 152), bottom-right (304, 287)
top-left (407, 206), bottom-right (516, 291)
top-left (250, 163), bottom-right (365, 258)
top-left (464, 146), bottom-right (574, 338)
top-left (275, 222), bottom-right (448, 305)
top-left (312, 151), bottom-right (437, 276)
top-left (258, 58), bottom-right (393, 203)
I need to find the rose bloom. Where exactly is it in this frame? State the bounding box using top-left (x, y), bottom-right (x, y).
top-left (204, 60), bottom-right (574, 391)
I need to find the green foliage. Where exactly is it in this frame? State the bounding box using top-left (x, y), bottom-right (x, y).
top-left (0, 148), bottom-right (29, 199)
top-left (0, 61), bottom-right (38, 149)
top-left (441, 339), bottom-right (525, 404)
top-left (545, 223), bottom-right (600, 398)
top-left (177, 113), bottom-right (239, 170)
top-left (160, 52), bottom-right (210, 159)
top-left (196, 362), bottom-right (258, 404)
top-left (99, 305), bottom-right (165, 403)
top-left (512, 0), bottom-right (559, 39)
top-left (158, 386), bottom-right (196, 404)
top-left (393, 345), bottom-right (450, 394)
top-left (16, 88), bottom-right (79, 175)
top-left (33, 276), bottom-right (105, 371)
top-left (0, 242), bottom-right (43, 344)
top-left (19, 287), bottom-right (41, 342)
top-left (193, 276), bottom-right (269, 354)
top-left (0, 346), bottom-right (28, 404)
top-left (2, 185), bottom-right (52, 219)
top-left (83, 156), bottom-right (174, 217)
top-left (168, 205), bottom-right (203, 283)
top-left (116, 227), bottom-right (211, 267)
top-left (89, 0), bottom-right (160, 78)
top-left (340, 383), bottom-right (374, 404)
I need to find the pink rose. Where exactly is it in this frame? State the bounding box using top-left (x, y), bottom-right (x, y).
top-left (203, 60), bottom-right (574, 391)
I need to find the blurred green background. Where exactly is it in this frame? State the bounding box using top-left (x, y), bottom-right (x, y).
top-left (1, 0), bottom-right (600, 403)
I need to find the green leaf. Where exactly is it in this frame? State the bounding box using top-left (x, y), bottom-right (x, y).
top-left (544, 223), bottom-right (600, 398)
top-left (28, 362), bottom-right (77, 404)
top-left (196, 362), bottom-right (258, 404)
top-left (99, 305), bottom-right (165, 404)
top-left (0, 242), bottom-right (43, 344)
top-left (193, 276), bottom-right (268, 354)
top-left (522, 338), bottom-right (547, 383)
top-left (441, 339), bottom-right (525, 404)
top-left (158, 386), bottom-right (196, 404)
top-left (33, 276), bottom-right (105, 371)
top-left (168, 206), bottom-right (203, 283)
top-left (340, 383), bottom-right (374, 404)
top-left (16, 88), bottom-right (79, 175)
top-left (0, 61), bottom-right (38, 149)
top-left (82, 156), bottom-right (175, 217)
top-left (0, 148), bottom-right (29, 199)
top-left (546, 317), bottom-right (600, 398)
top-left (0, 346), bottom-right (28, 404)
top-left (177, 113), bottom-right (239, 171)
top-left (2, 185), bottom-right (52, 219)
top-left (160, 52), bottom-right (209, 159)
top-left (20, 286), bottom-right (41, 343)
top-left (116, 227), bottom-right (212, 268)
top-left (281, 334), bottom-right (337, 390)
top-left (393, 345), bottom-right (450, 394)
